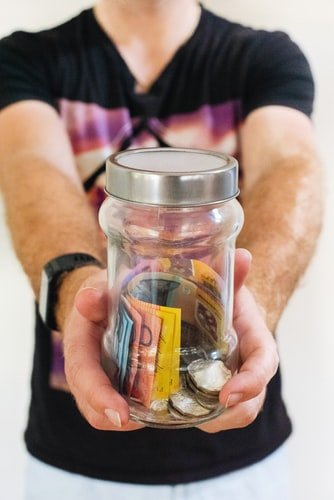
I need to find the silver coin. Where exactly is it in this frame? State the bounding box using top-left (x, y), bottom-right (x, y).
top-left (168, 389), bottom-right (211, 417)
top-left (185, 372), bottom-right (218, 399)
top-left (150, 399), bottom-right (169, 413)
top-left (167, 404), bottom-right (192, 421)
top-left (194, 391), bottom-right (220, 410)
top-left (187, 359), bottom-right (231, 396)
top-left (184, 373), bottom-right (219, 409)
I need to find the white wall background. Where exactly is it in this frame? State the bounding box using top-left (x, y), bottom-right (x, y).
top-left (0, 1), bottom-right (333, 499)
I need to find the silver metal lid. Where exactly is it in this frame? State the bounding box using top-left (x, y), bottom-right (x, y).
top-left (105, 148), bottom-right (239, 206)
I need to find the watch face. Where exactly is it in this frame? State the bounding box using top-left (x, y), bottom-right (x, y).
top-left (39, 268), bottom-right (49, 323)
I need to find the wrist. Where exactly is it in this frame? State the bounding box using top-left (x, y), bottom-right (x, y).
top-left (55, 264), bottom-right (105, 332)
top-left (39, 253), bottom-right (105, 332)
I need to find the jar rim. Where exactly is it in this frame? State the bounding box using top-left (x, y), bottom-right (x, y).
top-left (105, 147), bottom-right (239, 207)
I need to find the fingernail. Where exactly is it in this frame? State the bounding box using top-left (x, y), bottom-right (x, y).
top-left (225, 392), bottom-right (244, 408)
top-left (105, 408), bottom-right (122, 427)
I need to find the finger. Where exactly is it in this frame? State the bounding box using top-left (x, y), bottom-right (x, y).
top-left (234, 248), bottom-right (252, 293)
top-left (233, 285), bottom-right (270, 343)
top-left (198, 390), bottom-right (266, 433)
top-left (218, 291), bottom-right (278, 406)
top-left (74, 286), bottom-right (108, 325)
top-left (64, 311), bottom-right (129, 429)
top-left (218, 344), bottom-right (278, 407)
top-left (76, 400), bottom-right (144, 432)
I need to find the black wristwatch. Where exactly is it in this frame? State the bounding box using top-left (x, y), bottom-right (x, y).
top-left (39, 253), bottom-right (103, 331)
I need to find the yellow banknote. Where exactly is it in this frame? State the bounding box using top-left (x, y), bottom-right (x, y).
top-left (127, 295), bottom-right (181, 401)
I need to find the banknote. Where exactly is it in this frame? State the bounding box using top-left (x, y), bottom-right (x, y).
top-left (122, 296), bottom-right (142, 396)
top-left (127, 301), bottom-right (162, 408)
top-left (127, 295), bottom-right (181, 401)
top-left (120, 259), bottom-right (166, 288)
top-left (114, 299), bottom-right (134, 392)
top-left (126, 271), bottom-right (181, 306)
top-left (190, 259), bottom-right (224, 301)
top-left (122, 257), bottom-right (224, 301)
top-left (152, 273), bottom-right (225, 346)
top-left (151, 304), bottom-right (181, 399)
top-left (117, 258), bottom-right (227, 411)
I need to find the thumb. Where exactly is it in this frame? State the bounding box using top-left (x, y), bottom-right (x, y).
top-left (75, 286), bottom-right (108, 324)
top-left (234, 248), bottom-right (252, 293)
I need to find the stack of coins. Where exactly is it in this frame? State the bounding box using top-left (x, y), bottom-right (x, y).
top-left (167, 359), bottom-right (231, 418)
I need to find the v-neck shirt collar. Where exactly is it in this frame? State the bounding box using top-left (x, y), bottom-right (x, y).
top-left (87, 5), bottom-right (207, 98)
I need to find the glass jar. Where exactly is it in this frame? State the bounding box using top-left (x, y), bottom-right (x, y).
top-left (99, 148), bottom-right (243, 428)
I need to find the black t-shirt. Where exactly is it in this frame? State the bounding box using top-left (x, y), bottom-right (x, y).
top-left (0, 7), bottom-right (314, 484)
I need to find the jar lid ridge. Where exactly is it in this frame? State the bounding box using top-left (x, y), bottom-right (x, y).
top-left (105, 147), bottom-right (239, 207)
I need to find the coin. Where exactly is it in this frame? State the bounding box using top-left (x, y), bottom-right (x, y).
top-left (185, 372), bottom-right (218, 399)
top-left (168, 389), bottom-right (211, 417)
top-left (150, 399), bottom-right (169, 412)
top-left (183, 372), bottom-right (219, 409)
top-left (187, 359), bottom-right (231, 396)
top-left (194, 391), bottom-right (220, 410)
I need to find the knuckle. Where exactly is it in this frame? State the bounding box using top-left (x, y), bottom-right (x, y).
top-left (272, 348), bottom-right (280, 374)
top-left (85, 381), bottom-right (104, 411)
top-left (86, 381), bottom-right (115, 416)
top-left (87, 412), bottom-right (105, 430)
top-left (85, 383), bottom-right (98, 410)
top-left (238, 404), bottom-right (257, 427)
top-left (251, 369), bottom-right (267, 395)
top-left (64, 357), bottom-right (83, 392)
top-left (199, 422), bottom-right (222, 434)
top-left (63, 341), bottom-right (89, 393)
top-left (75, 399), bottom-right (107, 431)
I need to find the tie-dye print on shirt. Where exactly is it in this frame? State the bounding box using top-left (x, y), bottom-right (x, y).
top-left (50, 97), bottom-right (242, 391)
top-left (0, 7), bottom-right (314, 394)
top-left (0, 4), bottom-right (313, 482)
top-left (58, 98), bottom-right (242, 210)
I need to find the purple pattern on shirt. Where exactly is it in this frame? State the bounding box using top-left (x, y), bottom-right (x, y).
top-left (50, 97), bottom-right (242, 391)
top-left (57, 98), bottom-right (242, 155)
top-left (58, 99), bottom-right (133, 154)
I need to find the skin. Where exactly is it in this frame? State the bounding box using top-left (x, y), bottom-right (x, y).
top-left (0, 0), bottom-right (323, 432)
top-left (94, 0), bottom-right (202, 92)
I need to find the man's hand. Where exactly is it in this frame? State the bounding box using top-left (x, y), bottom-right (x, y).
top-left (198, 250), bottom-right (279, 432)
top-left (63, 269), bottom-right (143, 431)
top-left (63, 249), bottom-right (278, 433)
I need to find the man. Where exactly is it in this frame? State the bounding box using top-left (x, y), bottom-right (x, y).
top-left (0, 0), bottom-right (323, 498)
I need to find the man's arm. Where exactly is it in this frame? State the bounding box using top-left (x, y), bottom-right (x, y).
top-left (0, 100), bottom-right (105, 327)
top-left (0, 100), bottom-right (286, 432)
top-left (238, 105), bottom-right (324, 332)
top-left (199, 105), bottom-right (324, 432)
top-left (0, 99), bottom-right (140, 429)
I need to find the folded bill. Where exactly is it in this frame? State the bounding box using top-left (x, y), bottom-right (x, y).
top-left (127, 303), bottom-right (161, 408)
top-left (113, 257), bottom-right (230, 418)
top-left (113, 299), bottom-right (134, 392)
top-left (127, 295), bottom-right (181, 402)
top-left (122, 296), bottom-right (142, 396)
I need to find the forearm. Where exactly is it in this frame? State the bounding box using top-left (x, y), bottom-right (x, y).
top-left (238, 153), bottom-right (324, 332)
top-left (0, 154), bottom-right (105, 326)
top-left (0, 101), bottom-right (107, 330)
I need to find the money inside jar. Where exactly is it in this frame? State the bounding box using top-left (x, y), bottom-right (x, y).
top-left (109, 257), bottom-right (235, 421)
top-left (100, 147), bottom-right (243, 427)
top-left (168, 389), bottom-right (211, 418)
top-left (187, 359), bottom-right (232, 395)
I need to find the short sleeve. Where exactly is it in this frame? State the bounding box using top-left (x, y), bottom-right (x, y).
top-left (242, 31), bottom-right (315, 118)
top-left (0, 31), bottom-right (55, 111)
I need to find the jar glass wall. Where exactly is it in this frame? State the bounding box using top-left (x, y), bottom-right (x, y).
top-left (99, 148), bottom-right (243, 428)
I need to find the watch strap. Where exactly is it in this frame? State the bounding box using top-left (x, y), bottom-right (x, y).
top-left (39, 253), bottom-right (103, 331)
